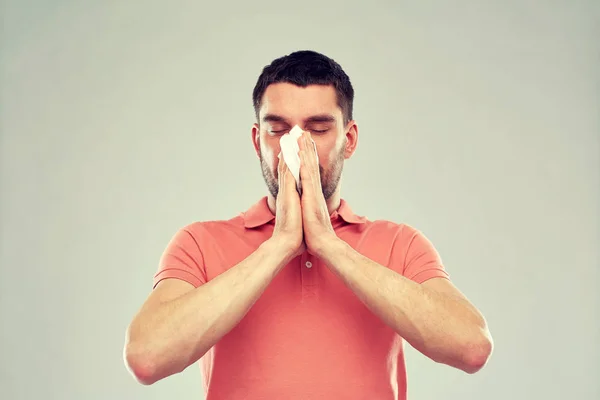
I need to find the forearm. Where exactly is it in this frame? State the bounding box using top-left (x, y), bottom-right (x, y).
top-left (127, 237), bottom-right (294, 383)
top-left (316, 238), bottom-right (491, 373)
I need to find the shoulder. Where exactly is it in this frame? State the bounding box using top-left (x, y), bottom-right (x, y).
top-left (172, 215), bottom-right (246, 243)
top-left (363, 218), bottom-right (421, 241)
top-left (362, 219), bottom-right (439, 257)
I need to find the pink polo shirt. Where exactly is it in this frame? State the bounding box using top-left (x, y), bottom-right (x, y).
top-left (153, 197), bottom-right (450, 400)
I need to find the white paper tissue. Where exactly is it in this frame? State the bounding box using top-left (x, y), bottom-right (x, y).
top-left (279, 125), bottom-right (304, 192)
top-left (278, 125), bottom-right (320, 193)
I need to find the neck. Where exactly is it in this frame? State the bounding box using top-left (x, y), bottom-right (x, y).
top-left (267, 186), bottom-right (342, 216)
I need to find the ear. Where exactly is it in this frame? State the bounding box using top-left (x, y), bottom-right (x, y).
top-left (252, 123), bottom-right (261, 159)
top-left (342, 121), bottom-right (358, 159)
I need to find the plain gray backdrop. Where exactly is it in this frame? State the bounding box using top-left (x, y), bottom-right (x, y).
top-left (1, 1), bottom-right (599, 399)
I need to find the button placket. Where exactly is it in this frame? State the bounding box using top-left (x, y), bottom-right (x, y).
top-left (300, 252), bottom-right (318, 300)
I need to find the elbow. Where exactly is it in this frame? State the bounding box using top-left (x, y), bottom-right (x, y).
top-left (461, 329), bottom-right (494, 374)
top-left (123, 342), bottom-right (161, 386)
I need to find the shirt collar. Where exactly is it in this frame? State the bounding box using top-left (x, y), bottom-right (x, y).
top-left (242, 196), bottom-right (367, 229)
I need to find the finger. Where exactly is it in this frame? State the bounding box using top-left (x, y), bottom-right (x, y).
top-left (278, 156), bottom-right (297, 192)
top-left (285, 165), bottom-right (297, 191)
top-left (297, 133), bottom-right (306, 151)
top-left (299, 149), bottom-right (313, 187)
top-left (309, 136), bottom-right (317, 155)
top-left (277, 155), bottom-right (282, 180)
top-left (301, 133), bottom-right (316, 162)
top-left (277, 156), bottom-right (287, 187)
top-left (301, 135), bottom-right (318, 175)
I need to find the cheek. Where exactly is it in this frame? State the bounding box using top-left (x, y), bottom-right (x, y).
top-left (318, 149), bottom-right (329, 165)
top-left (272, 152), bottom-right (284, 174)
top-left (317, 135), bottom-right (345, 161)
top-left (260, 137), bottom-right (280, 163)
top-left (320, 142), bottom-right (342, 165)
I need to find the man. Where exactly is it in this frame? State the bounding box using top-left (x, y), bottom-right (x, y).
top-left (123, 50), bottom-right (493, 399)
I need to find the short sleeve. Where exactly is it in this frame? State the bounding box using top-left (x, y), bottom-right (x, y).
top-left (393, 225), bottom-right (450, 284)
top-left (153, 226), bottom-right (208, 289)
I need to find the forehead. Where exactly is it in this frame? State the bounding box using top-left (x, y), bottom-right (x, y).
top-left (259, 82), bottom-right (342, 120)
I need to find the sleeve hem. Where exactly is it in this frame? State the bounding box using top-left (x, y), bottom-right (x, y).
top-left (409, 268), bottom-right (450, 284)
top-left (153, 268), bottom-right (204, 289)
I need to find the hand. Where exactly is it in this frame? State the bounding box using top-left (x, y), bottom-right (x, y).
top-left (298, 131), bottom-right (337, 255)
top-left (272, 152), bottom-right (306, 259)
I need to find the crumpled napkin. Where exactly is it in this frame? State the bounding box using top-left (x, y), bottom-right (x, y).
top-left (278, 125), bottom-right (319, 194)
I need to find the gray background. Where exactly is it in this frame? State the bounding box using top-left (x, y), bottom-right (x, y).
top-left (1, 1), bottom-right (599, 399)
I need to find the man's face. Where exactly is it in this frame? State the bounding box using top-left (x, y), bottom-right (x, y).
top-left (252, 83), bottom-right (354, 200)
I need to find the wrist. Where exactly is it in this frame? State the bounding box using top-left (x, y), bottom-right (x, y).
top-left (311, 234), bottom-right (344, 259)
top-left (263, 236), bottom-right (300, 262)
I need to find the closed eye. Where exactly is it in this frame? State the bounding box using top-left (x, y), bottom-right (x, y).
top-left (270, 128), bottom-right (328, 135)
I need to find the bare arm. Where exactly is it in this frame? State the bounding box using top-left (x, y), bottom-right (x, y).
top-left (124, 152), bottom-right (303, 385)
top-left (123, 237), bottom-right (295, 385)
top-left (316, 237), bottom-right (493, 374)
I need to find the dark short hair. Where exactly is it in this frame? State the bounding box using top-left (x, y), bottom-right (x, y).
top-left (252, 50), bottom-right (354, 125)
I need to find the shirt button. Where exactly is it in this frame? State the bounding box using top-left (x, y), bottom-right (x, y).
top-left (305, 261), bottom-right (313, 269)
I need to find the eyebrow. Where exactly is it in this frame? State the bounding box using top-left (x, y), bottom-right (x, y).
top-left (262, 113), bottom-right (336, 124)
